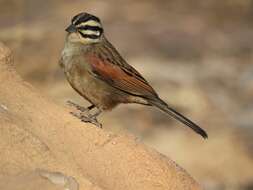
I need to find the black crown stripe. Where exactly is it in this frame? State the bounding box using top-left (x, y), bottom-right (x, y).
top-left (73, 14), bottom-right (100, 26)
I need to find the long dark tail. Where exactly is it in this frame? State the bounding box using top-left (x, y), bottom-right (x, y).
top-left (148, 98), bottom-right (208, 139)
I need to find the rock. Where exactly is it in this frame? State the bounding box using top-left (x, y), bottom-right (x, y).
top-left (0, 42), bottom-right (201, 190)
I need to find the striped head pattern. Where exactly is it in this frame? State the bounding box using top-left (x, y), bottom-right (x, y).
top-left (65, 12), bottom-right (104, 44)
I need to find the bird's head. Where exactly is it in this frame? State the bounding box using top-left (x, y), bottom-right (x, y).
top-left (65, 12), bottom-right (104, 45)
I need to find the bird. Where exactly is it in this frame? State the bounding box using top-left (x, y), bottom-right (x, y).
top-left (60, 12), bottom-right (208, 139)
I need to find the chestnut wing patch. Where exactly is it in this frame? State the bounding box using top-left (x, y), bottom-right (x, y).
top-left (88, 55), bottom-right (158, 98)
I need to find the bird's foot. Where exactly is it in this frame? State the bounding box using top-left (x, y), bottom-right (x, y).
top-left (70, 111), bottom-right (102, 128)
top-left (66, 100), bottom-right (90, 113)
top-left (67, 100), bottom-right (102, 128)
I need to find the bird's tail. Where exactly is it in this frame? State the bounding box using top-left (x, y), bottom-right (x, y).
top-left (148, 98), bottom-right (208, 139)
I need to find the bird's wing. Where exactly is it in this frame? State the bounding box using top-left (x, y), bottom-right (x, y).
top-left (86, 47), bottom-right (158, 98)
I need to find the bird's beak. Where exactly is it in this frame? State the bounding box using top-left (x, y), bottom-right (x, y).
top-left (65, 24), bottom-right (77, 33)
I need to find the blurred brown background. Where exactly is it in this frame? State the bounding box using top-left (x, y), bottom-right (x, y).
top-left (0, 0), bottom-right (253, 189)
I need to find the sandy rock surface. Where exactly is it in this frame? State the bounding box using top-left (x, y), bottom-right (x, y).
top-left (0, 42), bottom-right (201, 190)
top-left (0, 170), bottom-right (78, 190)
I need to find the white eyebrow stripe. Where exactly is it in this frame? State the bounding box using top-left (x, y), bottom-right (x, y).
top-left (80, 30), bottom-right (100, 36)
top-left (76, 20), bottom-right (102, 27)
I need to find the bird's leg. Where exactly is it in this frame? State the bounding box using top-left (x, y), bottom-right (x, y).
top-left (80, 109), bottom-right (103, 128)
top-left (89, 109), bottom-right (102, 119)
top-left (81, 108), bottom-right (103, 126)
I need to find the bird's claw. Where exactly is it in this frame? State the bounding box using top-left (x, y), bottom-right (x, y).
top-left (81, 116), bottom-right (102, 128)
top-left (70, 111), bottom-right (102, 128)
top-left (66, 100), bottom-right (89, 113)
